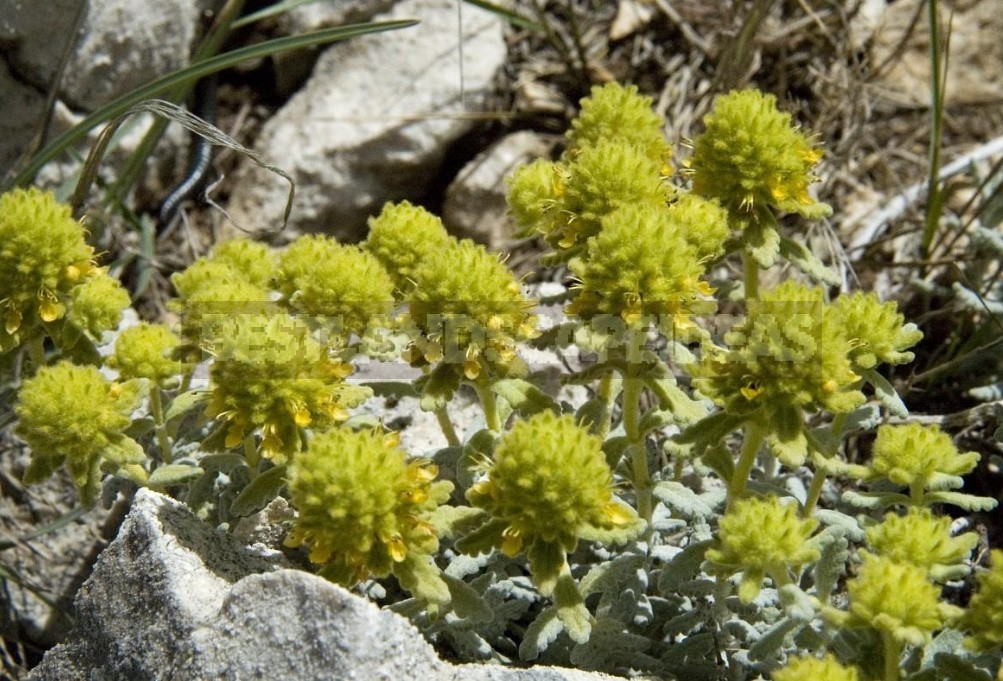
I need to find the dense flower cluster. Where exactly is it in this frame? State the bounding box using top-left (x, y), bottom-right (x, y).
top-left (365, 201), bottom-right (452, 291)
top-left (688, 89), bottom-right (830, 221)
top-left (286, 428), bottom-right (452, 605)
top-left (406, 239), bottom-right (537, 380)
top-left (15, 362), bottom-right (144, 503)
top-left (865, 508), bottom-right (978, 582)
top-left (858, 423), bottom-right (980, 499)
top-left (566, 82), bottom-right (671, 165)
top-left (837, 553), bottom-right (961, 646)
top-left (833, 292), bottom-right (923, 370)
top-left (773, 654), bottom-right (860, 681)
top-left (110, 322), bottom-right (188, 385)
top-left (705, 495), bottom-right (820, 602)
top-left (204, 314), bottom-right (369, 462)
top-left (277, 234), bottom-right (395, 337)
top-left (459, 412), bottom-right (643, 594)
top-left (64, 271), bottom-right (130, 337)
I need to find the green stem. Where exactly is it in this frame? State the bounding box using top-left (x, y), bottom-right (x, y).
top-left (149, 387), bottom-right (172, 464)
top-left (244, 434), bottom-right (260, 480)
top-left (474, 381), bottom-right (502, 433)
top-left (596, 373), bottom-right (617, 439)
top-left (881, 629), bottom-right (902, 681)
top-left (434, 405), bottom-right (461, 447)
top-left (802, 467), bottom-right (826, 517)
top-left (909, 480), bottom-right (926, 507)
top-left (623, 377), bottom-right (653, 523)
top-left (26, 336), bottom-right (46, 372)
top-left (729, 421), bottom-right (766, 507)
top-left (742, 250), bottom-right (759, 300)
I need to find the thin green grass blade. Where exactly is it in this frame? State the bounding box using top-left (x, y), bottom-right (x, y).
top-left (232, 0), bottom-right (329, 29)
top-left (5, 19), bottom-right (418, 191)
top-left (462, 0), bottom-right (543, 31)
top-left (921, 1), bottom-right (951, 257)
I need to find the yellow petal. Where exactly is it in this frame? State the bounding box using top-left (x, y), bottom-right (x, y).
top-left (4, 307), bottom-right (20, 335)
top-left (740, 384), bottom-right (764, 401)
top-left (387, 535), bottom-right (407, 562)
top-left (38, 298), bottom-right (64, 322)
top-left (293, 407), bottom-right (312, 427)
top-left (225, 424), bottom-right (245, 449)
top-left (463, 359), bottom-right (481, 380)
top-left (501, 527), bottom-right (523, 557)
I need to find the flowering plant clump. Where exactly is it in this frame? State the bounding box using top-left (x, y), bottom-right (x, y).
top-left (3, 79), bottom-right (1000, 681)
top-left (286, 428), bottom-right (452, 606)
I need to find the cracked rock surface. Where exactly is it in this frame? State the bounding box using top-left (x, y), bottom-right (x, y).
top-left (27, 489), bottom-right (618, 681)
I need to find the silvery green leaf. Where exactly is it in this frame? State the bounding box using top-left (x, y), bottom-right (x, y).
top-left (103, 436), bottom-right (147, 466)
top-left (812, 533), bottom-right (849, 599)
top-left (663, 610), bottom-right (702, 636)
top-left (148, 464), bottom-right (204, 487)
top-left (644, 378), bottom-right (708, 425)
top-left (814, 509), bottom-right (866, 542)
top-left (934, 653), bottom-right (994, 681)
top-left (841, 490), bottom-right (909, 509)
top-left (747, 616), bottom-right (801, 661)
top-left (924, 491), bottom-right (999, 512)
top-left (841, 404), bottom-right (882, 434)
top-left (198, 453), bottom-right (245, 471)
top-left (779, 234), bottom-right (841, 286)
top-left (518, 607), bottom-right (563, 661)
top-left (442, 573), bottom-right (492, 621)
top-left (418, 364), bottom-right (460, 412)
top-left (123, 417), bottom-right (156, 440)
top-left (229, 464), bottom-right (286, 517)
top-left (602, 436), bottom-right (631, 469)
top-left (164, 389), bottom-right (210, 424)
top-left (639, 409), bottom-right (676, 436)
top-left (778, 584), bottom-right (816, 622)
top-left (491, 378), bottom-right (559, 416)
top-left (656, 540), bottom-right (713, 591)
top-left (652, 481), bottom-right (723, 519)
top-left (861, 368), bottom-right (908, 417)
top-left (580, 553), bottom-right (646, 598)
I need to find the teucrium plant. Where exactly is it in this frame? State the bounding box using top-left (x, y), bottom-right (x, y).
top-left (3, 82), bottom-right (999, 681)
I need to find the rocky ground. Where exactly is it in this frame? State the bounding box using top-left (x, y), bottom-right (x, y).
top-left (2, 0), bottom-right (1002, 677)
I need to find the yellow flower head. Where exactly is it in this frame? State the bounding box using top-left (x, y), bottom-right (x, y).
top-left (277, 234), bottom-right (395, 337)
top-left (866, 423), bottom-right (980, 494)
top-left (865, 508), bottom-right (978, 582)
top-left (773, 654), bottom-right (861, 681)
top-left (843, 552), bottom-right (960, 646)
top-left (458, 412), bottom-right (643, 595)
top-left (65, 271), bottom-right (130, 337)
top-left (204, 314), bottom-right (370, 462)
top-left (705, 495), bottom-right (819, 602)
top-left (567, 202), bottom-right (711, 338)
top-left (15, 361), bottom-right (144, 504)
top-left (833, 292), bottom-right (923, 370)
top-left (365, 201), bottom-right (452, 291)
top-left (688, 89), bottom-right (830, 221)
top-left (286, 428), bottom-right (452, 605)
top-left (407, 239), bottom-right (537, 380)
top-left (110, 322), bottom-right (189, 386)
top-left (506, 159), bottom-right (565, 239)
top-left (566, 82), bottom-right (672, 167)
top-left (0, 188), bottom-right (96, 348)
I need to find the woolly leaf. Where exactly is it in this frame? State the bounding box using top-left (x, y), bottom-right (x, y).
top-left (229, 464), bottom-right (287, 517)
top-left (814, 509), bottom-right (866, 542)
top-left (418, 363), bottom-right (461, 412)
top-left (674, 410), bottom-right (744, 450)
top-left (519, 607), bottom-right (564, 661)
top-left (569, 617), bottom-right (661, 674)
top-left (924, 491), bottom-right (999, 512)
top-left (779, 234), bottom-right (840, 286)
top-left (778, 584), bottom-right (816, 621)
top-left (658, 540), bottom-right (714, 592)
top-left (148, 463), bottom-right (204, 487)
top-left (748, 616), bottom-right (800, 661)
top-left (638, 409), bottom-right (675, 436)
top-left (395, 553), bottom-right (450, 606)
top-left (528, 540), bottom-right (565, 596)
top-left (644, 377), bottom-right (708, 425)
top-left (492, 378), bottom-right (559, 417)
top-left (580, 553), bottom-right (646, 598)
top-left (652, 481), bottom-right (722, 519)
top-left (576, 397), bottom-right (611, 435)
top-left (554, 572), bottom-right (592, 644)
top-left (427, 505), bottom-right (485, 539)
top-left (933, 653), bottom-right (994, 681)
top-left (442, 573), bottom-right (492, 621)
top-left (841, 490), bottom-right (910, 510)
top-left (861, 368), bottom-right (908, 417)
top-left (602, 436), bottom-right (631, 469)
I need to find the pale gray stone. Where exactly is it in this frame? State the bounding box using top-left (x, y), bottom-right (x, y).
top-left (27, 489), bottom-right (621, 681)
top-left (443, 131), bottom-right (555, 249)
top-left (225, 0), bottom-right (508, 241)
top-left (0, 0), bottom-right (84, 88)
top-left (59, 0), bottom-right (205, 111)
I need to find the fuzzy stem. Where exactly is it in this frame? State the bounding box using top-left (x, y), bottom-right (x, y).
top-left (149, 387), bottom-right (172, 464)
top-left (909, 480), bottom-right (926, 507)
top-left (742, 250), bottom-right (759, 300)
top-left (434, 404), bottom-right (461, 447)
top-left (623, 377), bottom-right (653, 523)
top-left (802, 467), bottom-right (826, 517)
top-left (596, 373), bottom-right (617, 439)
top-left (729, 421), bottom-right (766, 507)
top-left (881, 629), bottom-right (902, 681)
top-left (474, 381), bottom-right (502, 433)
top-left (244, 434), bottom-right (260, 481)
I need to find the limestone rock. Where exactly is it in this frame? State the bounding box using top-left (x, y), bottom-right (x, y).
top-left (28, 489), bottom-right (619, 681)
top-left (226, 0), bottom-right (508, 241)
top-left (443, 131), bottom-right (555, 249)
top-left (59, 0), bottom-right (206, 111)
